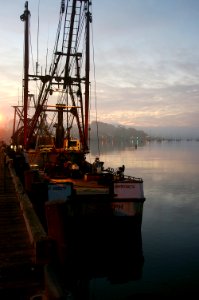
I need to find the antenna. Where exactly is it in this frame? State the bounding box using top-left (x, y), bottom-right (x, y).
top-left (36, 0), bottom-right (40, 76)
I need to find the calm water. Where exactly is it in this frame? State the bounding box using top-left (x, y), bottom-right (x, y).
top-left (84, 140), bottom-right (199, 298)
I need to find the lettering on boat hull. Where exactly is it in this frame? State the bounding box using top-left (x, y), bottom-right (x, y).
top-left (113, 182), bottom-right (144, 199)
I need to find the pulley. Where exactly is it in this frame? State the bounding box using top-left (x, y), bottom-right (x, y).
top-left (61, 0), bottom-right (65, 14)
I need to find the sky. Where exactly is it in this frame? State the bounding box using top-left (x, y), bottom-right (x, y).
top-left (0, 0), bottom-right (199, 138)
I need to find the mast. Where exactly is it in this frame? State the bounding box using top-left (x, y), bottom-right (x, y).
top-left (17, 0), bottom-right (92, 153)
top-left (85, 2), bottom-right (91, 148)
top-left (20, 1), bottom-right (30, 149)
top-left (63, 0), bottom-right (77, 90)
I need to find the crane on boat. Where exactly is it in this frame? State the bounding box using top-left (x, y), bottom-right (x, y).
top-left (12, 0), bottom-right (92, 157)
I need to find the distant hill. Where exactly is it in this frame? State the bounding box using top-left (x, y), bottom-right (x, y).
top-left (139, 126), bottom-right (199, 140)
top-left (0, 121), bottom-right (148, 145)
top-left (89, 121), bottom-right (147, 143)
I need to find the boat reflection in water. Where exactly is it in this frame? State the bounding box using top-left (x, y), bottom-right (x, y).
top-left (45, 202), bottom-right (144, 298)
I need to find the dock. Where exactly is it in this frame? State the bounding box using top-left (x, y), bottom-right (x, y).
top-left (0, 151), bottom-right (80, 300)
top-left (0, 151), bottom-right (46, 299)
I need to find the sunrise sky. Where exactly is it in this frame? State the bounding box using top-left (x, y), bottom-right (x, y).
top-left (0, 0), bottom-right (199, 137)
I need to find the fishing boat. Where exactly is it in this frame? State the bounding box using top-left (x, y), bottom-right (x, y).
top-left (9, 0), bottom-right (145, 254)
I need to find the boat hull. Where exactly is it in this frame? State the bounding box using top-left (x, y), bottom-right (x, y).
top-left (45, 199), bottom-right (144, 273)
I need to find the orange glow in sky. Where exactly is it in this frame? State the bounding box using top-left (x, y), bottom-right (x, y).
top-left (0, 114), bottom-right (4, 124)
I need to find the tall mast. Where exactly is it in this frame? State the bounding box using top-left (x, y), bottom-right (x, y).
top-left (85, 2), bottom-right (91, 148)
top-left (20, 1), bottom-right (30, 149)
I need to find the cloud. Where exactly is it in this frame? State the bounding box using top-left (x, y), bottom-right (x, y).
top-left (90, 79), bottom-right (199, 129)
top-left (1, 0), bottom-right (199, 137)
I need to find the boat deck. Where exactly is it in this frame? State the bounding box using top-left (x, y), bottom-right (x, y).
top-left (50, 176), bottom-right (110, 195)
top-left (0, 152), bottom-right (44, 298)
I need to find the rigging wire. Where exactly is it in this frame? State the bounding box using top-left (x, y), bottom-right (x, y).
top-left (29, 30), bottom-right (35, 76)
top-left (29, 13), bottom-right (40, 98)
top-left (43, 1), bottom-right (66, 137)
top-left (28, 16), bottom-right (38, 116)
top-left (33, 1), bottom-right (64, 136)
top-left (49, 2), bottom-right (64, 76)
top-left (36, 0), bottom-right (40, 76)
top-left (45, 38), bottom-right (49, 76)
top-left (90, 8), bottom-right (100, 157)
top-left (28, 2), bottom-right (50, 141)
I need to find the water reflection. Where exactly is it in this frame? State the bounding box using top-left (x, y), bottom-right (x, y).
top-left (45, 141), bottom-right (199, 297)
top-left (47, 216), bottom-right (144, 299)
top-left (90, 140), bottom-right (141, 156)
